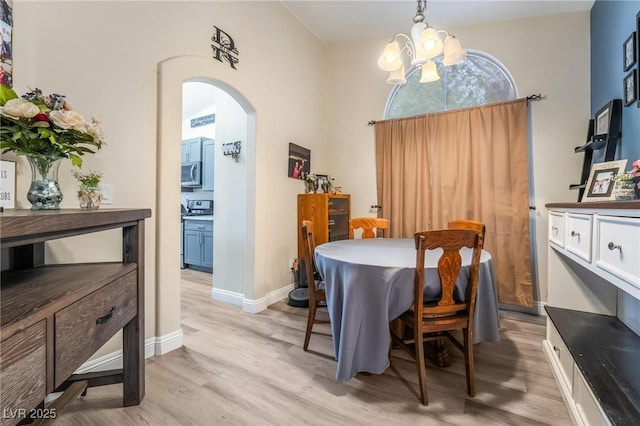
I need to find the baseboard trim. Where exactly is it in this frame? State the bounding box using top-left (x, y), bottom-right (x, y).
top-left (242, 283), bottom-right (295, 313)
top-left (211, 283), bottom-right (295, 314)
top-left (500, 300), bottom-right (547, 316)
top-left (74, 330), bottom-right (184, 374)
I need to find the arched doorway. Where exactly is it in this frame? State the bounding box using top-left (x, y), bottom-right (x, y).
top-left (156, 56), bottom-right (257, 344)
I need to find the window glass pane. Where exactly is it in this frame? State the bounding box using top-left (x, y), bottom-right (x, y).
top-left (385, 51), bottom-right (517, 119)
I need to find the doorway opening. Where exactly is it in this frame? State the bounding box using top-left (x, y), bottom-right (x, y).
top-left (157, 56), bottom-right (257, 348)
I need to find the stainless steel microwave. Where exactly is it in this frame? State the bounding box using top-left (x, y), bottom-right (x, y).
top-left (181, 162), bottom-right (202, 187)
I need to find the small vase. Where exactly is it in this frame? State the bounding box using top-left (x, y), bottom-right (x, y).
top-left (26, 156), bottom-right (63, 210)
top-left (633, 176), bottom-right (640, 199)
top-left (78, 185), bottom-right (102, 209)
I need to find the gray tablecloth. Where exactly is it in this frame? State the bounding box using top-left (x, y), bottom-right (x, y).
top-left (314, 238), bottom-right (500, 381)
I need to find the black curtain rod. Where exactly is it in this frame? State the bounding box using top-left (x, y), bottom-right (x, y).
top-left (367, 94), bottom-right (546, 125)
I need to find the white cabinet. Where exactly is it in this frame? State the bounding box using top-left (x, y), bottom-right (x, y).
top-left (565, 213), bottom-right (592, 262)
top-left (544, 201), bottom-right (640, 426)
top-left (549, 211), bottom-right (565, 247)
top-left (593, 215), bottom-right (640, 290)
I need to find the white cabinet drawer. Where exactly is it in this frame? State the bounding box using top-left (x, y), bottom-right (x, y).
top-left (573, 365), bottom-right (611, 426)
top-left (594, 216), bottom-right (640, 289)
top-left (565, 213), bottom-right (592, 262)
top-left (547, 321), bottom-right (573, 393)
top-left (549, 211), bottom-right (565, 247)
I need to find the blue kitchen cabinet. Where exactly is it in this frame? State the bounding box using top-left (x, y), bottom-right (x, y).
top-left (183, 219), bottom-right (213, 272)
top-left (202, 139), bottom-right (215, 191)
top-left (181, 137), bottom-right (203, 164)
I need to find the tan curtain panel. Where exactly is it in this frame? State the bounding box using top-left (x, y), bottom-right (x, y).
top-left (375, 98), bottom-right (532, 307)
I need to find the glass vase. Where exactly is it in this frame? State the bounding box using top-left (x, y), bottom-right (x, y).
top-left (26, 156), bottom-right (63, 210)
top-left (78, 185), bottom-right (102, 209)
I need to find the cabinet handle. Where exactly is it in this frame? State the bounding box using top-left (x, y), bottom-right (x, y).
top-left (551, 226), bottom-right (558, 234)
top-left (96, 307), bottom-right (116, 325)
top-left (607, 242), bottom-right (622, 252)
top-left (570, 230), bottom-right (580, 238)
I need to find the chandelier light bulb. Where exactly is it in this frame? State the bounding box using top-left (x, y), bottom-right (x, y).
top-left (417, 27), bottom-right (443, 59)
top-left (377, 0), bottom-right (466, 84)
top-left (377, 41), bottom-right (403, 71)
top-left (419, 60), bottom-right (440, 82)
top-left (442, 36), bottom-right (467, 66)
top-left (387, 63), bottom-right (407, 85)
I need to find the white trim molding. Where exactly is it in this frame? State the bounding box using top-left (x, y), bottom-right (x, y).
top-left (212, 283), bottom-right (295, 314)
top-left (74, 330), bottom-right (184, 374)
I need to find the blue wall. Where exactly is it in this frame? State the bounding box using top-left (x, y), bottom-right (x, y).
top-left (591, 0), bottom-right (640, 165)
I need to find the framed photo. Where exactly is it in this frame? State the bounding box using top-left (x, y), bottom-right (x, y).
top-left (0, 0), bottom-right (12, 87)
top-left (594, 102), bottom-right (611, 136)
top-left (581, 160), bottom-right (628, 202)
top-left (315, 174), bottom-right (328, 193)
top-left (0, 159), bottom-right (15, 208)
top-left (288, 143), bottom-right (310, 180)
top-left (624, 69), bottom-right (637, 106)
top-left (624, 32), bottom-right (637, 71)
top-left (637, 11), bottom-right (640, 108)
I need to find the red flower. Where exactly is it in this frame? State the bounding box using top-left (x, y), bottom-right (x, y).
top-left (32, 113), bottom-right (51, 127)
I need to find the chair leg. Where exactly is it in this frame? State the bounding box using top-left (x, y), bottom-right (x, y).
top-left (414, 328), bottom-right (429, 405)
top-left (303, 303), bottom-right (316, 351)
top-left (463, 327), bottom-right (475, 397)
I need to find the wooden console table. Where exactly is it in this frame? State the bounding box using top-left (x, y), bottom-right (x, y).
top-left (0, 209), bottom-right (151, 425)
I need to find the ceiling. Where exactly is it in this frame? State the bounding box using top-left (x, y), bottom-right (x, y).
top-left (281, 0), bottom-right (595, 44)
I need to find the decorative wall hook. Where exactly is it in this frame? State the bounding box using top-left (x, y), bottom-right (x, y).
top-left (222, 141), bottom-right (242, 162)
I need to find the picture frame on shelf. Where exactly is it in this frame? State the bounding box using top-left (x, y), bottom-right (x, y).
top-left (624, 31), bottom-right (637, 71)
top-left (637, 10), bottom-right (640, 108)
top-left (581, 159), bottom-right (628, 202)
top-left (0, 159), bottom-right (15, 209)
top-left (624, 69), bottom-right (637, 106)
top-left (594, 101), bottom-right (611, 136)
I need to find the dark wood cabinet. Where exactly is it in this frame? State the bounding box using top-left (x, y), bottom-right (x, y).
top-left (297, 194), bottom-right (350, 259)
top-left (0, 208), bottom-right (150, 425)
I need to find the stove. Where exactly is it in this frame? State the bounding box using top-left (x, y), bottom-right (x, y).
top-left (183, 199), bottom-right (213, 216)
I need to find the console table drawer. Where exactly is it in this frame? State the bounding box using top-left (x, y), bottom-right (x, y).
top-left (594, 216), bottom-right (640, 289)
top-left (547, 321), bottom-right (573, 393)
top-left (0, 320), bottom-right (47, 426)
top-left (549, 211), bottom-right (565, 247)
top-left (55, 271), bottom-right (138, 387)
top-left (565, 213), bottom-right (592, 262)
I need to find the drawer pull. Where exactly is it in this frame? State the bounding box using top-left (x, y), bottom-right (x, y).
top-left (96, 307), bottom-right (116, 325)
top-left (607, 242), bottom-right (622, 252)
top-left (570, 230), bottom-right (580, 238)
top-left (551, 226), bottom-right (558, 233)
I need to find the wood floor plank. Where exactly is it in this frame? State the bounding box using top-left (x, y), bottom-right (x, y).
top-left (53, 270), bottom-right (571, 425)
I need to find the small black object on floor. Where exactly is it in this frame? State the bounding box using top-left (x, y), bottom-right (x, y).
top-left (287, 287), bottom-right (309, 308)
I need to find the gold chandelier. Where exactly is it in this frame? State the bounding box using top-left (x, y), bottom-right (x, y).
top-left (377, 0), bottom-right (467, 84)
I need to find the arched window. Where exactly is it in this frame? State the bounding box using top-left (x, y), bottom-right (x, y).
top-left (384, 50), bottom-right (518, 119)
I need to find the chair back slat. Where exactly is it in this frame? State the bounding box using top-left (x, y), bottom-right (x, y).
top-left (301, 220), bottom-right (318, 306)
top-left (349, 217), bottom-right (389, 239)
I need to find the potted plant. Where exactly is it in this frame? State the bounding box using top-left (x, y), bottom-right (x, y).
top-left (0, 85), bottom-right (104, 209)
top-left (72, 169), bottom-right (103, 209)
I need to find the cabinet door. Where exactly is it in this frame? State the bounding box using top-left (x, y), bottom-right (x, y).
top-left (202, 231), bottom-right (214, 269)
top-left (181, 140), bottom-right (189, 164)
top-left (184, 229), bottom-right (201, 266)
top-left (188, 138), bottom-right (202, 162)
top-left (329, 197), bottom-right (350, 241)
top-left (202, 139), bottom-right (215, 191)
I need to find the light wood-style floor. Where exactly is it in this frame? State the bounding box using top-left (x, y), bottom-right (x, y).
top-left (55, 269), bottom-right (571, 425)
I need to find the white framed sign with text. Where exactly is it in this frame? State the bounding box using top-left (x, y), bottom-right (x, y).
top-left (0, 159), bottom-right (16, 208)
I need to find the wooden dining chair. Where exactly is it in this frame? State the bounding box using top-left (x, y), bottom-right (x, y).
top-left (301, 220), bottom-right (330, 351)
top-left (447, 219), bottom-right (486, 247)
top-left (390, 229), bottom-right (483, 405)
top-left (349, 217), bottom-right (389, 239)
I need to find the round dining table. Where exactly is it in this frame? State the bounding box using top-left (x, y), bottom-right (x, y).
top-left (314, 238), bottom-right (500, 382)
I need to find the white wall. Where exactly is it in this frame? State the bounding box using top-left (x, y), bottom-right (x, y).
top-left (323, 11), bottom-right (591, 308)
top-left (14, 1), bottom-right (327, 354)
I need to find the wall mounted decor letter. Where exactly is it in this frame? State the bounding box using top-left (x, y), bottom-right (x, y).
top-left (211, 26), bottom-right (239, 69)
